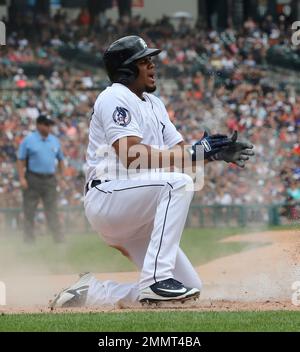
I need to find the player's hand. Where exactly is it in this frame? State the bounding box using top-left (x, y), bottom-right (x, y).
top-left (191, 130), bottom-right (236, 161)
top-left (20, 177), bottom-right (28, 190)
top-left (212, 137), bottom-right (255, 168)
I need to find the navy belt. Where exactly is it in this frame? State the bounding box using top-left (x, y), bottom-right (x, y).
top-left (85, 180), bottom-right (110, 194)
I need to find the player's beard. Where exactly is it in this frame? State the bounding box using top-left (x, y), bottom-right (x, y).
top-left (145, 84), bottom-right (156, 93)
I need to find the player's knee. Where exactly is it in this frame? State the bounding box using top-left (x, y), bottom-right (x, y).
top-left (168, 172), bottom-right (194, 190)
top-left (182, 174), bottom-right (195, 194)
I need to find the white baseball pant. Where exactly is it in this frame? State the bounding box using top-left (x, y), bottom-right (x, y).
top-left (84, 171), bottom-right (202, 306)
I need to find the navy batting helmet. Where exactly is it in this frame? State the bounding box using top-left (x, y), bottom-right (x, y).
top-left (103, 35), bottom-right (161, 85)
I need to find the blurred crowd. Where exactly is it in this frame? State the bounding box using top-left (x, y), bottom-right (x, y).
top-left (0, 11), bottom-right (299, 209)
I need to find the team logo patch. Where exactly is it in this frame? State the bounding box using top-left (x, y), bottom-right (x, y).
top-left (113, 107), bottom-right (131, 127)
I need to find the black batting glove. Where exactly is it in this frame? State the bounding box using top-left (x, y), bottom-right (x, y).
top-left (212, 135), bottom-right (255, 168)
top-left (190, 130), bottom-right (236, 161)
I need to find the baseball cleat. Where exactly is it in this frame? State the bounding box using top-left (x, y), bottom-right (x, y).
top-left (49, 272), bottom-right (93, 309)
top-left (139, 278), bottom-right (200, 304)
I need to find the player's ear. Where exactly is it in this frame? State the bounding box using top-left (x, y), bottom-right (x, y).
top-left (115, 65), bottom-right (138, 85)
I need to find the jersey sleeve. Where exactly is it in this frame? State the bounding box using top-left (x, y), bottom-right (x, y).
top-left (159, 101), bottom-right (183, 148)
top-left (96, 95), bottom-right (143, 146)
top-left (18, 138), bottom-right (28, 160)
top-left (56, 141), bottom-right (64, 161)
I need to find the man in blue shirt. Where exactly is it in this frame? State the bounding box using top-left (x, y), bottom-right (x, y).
top-left (17, 115), bottom-right (65, 243)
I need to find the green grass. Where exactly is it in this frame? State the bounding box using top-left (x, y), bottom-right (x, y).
top-left (0, 311), bottom-right (300, 332)
top-left (0, 227), bottom-right (266, 275)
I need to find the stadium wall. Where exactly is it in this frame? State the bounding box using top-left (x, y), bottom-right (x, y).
top-left (106, 0), bottom-right (198, 22)
top-left (62, 0), bottom-right (198, 23)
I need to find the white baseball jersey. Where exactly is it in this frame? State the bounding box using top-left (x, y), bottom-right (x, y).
top-left (85, 83), bottom-right (183, 182)
top-left (84, 83), bottom-right (202, 306)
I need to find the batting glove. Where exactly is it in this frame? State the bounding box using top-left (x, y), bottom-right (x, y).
top-left (190, 130), bottom-right (236, 161)
top-left (211, 132), bottom-right (255, 168)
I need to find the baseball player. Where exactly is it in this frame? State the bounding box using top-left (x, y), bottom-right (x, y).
top-left (50, 36), bottom-right (254, 308)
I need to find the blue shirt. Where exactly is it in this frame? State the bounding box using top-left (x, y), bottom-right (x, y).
top-left (18, 131), bottom-right (64, 174)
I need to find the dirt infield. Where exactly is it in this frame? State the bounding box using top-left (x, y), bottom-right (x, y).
top-left (1, 229), bottom-right (299, 313)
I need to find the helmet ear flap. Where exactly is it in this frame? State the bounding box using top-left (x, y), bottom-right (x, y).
top-left (114, 64), bottom-right (139, 85)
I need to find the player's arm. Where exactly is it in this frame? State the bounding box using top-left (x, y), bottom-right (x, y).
top-left (113, 136), bottom-right (189, 169)
top-left (56, 159), bottom-right (67, 190)
top-left (17, 159), bottom-right (28, 190)
top-left (113, 132), bottom-right (234, 170)
top-left (56, 141), bottom-right (65, 175)
top-left (17, 139), bottom-right (28, 190)
top-left (113, 132), bottom-right (254, 171)
top-left (57, 159), bottom-right (65, 175)
top-left (176, 141), bottom-right (210, 166)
